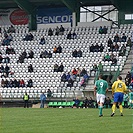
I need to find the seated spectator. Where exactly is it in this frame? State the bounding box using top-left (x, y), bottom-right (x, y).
top-left (127, 37), bottom-right (132, 47)
top-left (40, 36), bottom-right (45, 45)
top-left (90, 64), bottom-right (98, 76)
top-left (109, 43), bottom-right (114, 52)
top-left (72, 68), bottom-right (78, 75)
top-left (28, 50), bottom-right (34, 58)
top-left (72, 49), bottom-right (77, 57)
top-left (73, 97), bottom-right (80, 108)
top-left (23, 33), bottom-right (34, 41)
top-left (48, 28), bottom-right (53, 36)
top-left (47, 89), bottom-right (52, 98)
top-left (67, 31), bottom-right (72, 39)
top-left (88, 97), bottom-right (94, 108)
top-left (125, 71), bottom-right (131, 86)
top-left (48, 51), bottom-right (52, 58)
top-left (59, 25), bottom-right (65, 35)
top-left (54, 64), bottom-right (59, 72)
top-left (8, 25), bottom-right (15, 33)
top-left (80, 78), bottom-right (86, 87)
top-left (108, 38), bottom-right (113, 47)
top-left (22, 50), bottom-right (27, 59)
top-left (114, 34), bottom-right (120, 42)
top-left (67, 78), bottom-right (74, 87)
top-left (66, 72), bottom-right (71, 81)
top-left (2, 37), bottom-right (10, 46)
top-left (103, 53), bottom-right (110, 61)
top-left (90, 44), bottom-right (95, 52)
top-left (119, 44), bottom-right (126, 56)
top-left (77, 68), bottom-right (81, 76)
top-left (57, 45), bottom-right (62, 53)
top-left (102, 26), bottom-right (107, 34)
top-left (99, 43), bottom-right (104, 52)
top-left (1, 79), bottom-right (5, 87)
top-left (99, 26), bottom-right (103, 34)
top-left (28, 64), bottom-right (33, 72)
top-left (121, 33), bottom-right (127, 42)
top-left (70, 73), bottom-right (76, 81)
top-left (53, 46), bottom-right (57, 53)
top-left (20, 79), bottom-right (25, 87)
top-left (0, 55), bottom-right (3, 63)
top-left (111, 56), bottom-right (117, 65)
top-left (5, 64), bottom-right (10, 77)
top-left (80, 68), bottom-right (87, 76)
top-left (17, 55), bottom-right (25, 63)
top-left (61, 73), bottom-right (67, 82)
top-left (8, 34), bottom-right (13, 42)
top-left (12, 79), bottom-right (19, 87)
top-left (6, 47), bottom-right (15, 54)
top-left (94, 43), bottom-right (99, 52)
top-left (83, 73), bottom-right (89, 82)
top-left (82, 97), bottom-right (89, 108)
top-left (3, 56), bottom-right (10, 63)
top-left (58, 63), bottom-right (64, 72)
top-left (27, 79), bottom-right (33, 87)
top-left (55, 26), bottom-right (60, 36)
top-left (72, 31), bottom-right (77, 39)
top-left (113, 43), bottom-right (119, 51)
top-left (98, 62), bottom-right (103, 72)
top-left (0, 64), bottom-right (4, 73)
top-left (77, 49), bottom-right (82, 57)
top-left (43, 50), bottom-right (49, 58)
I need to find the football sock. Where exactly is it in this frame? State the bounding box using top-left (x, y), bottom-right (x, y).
top-left (112, 104), bottom-right (116, 113)
top-left (119, 105), bottom-right (123, 113)
top-left (99, 106), bottom-right (103, 115)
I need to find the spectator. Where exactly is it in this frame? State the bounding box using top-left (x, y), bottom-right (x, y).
top-left (1, 79), bottom-right (5, 87)
top-left (48, 28), bottom-right (53, 36)
top-left (54, 64), bottom-right (59, 72)
top-left (2, 37), bottom-right (10, 46)
top-left (90, 44), bottom-right (95, 52)
top-left (72, 49), bottom-right (77, 57)
top-left (67, 78), bottom-right (74, 87)
top-left (55, 26), bottom-right (60, 36)
top-left (125, 71), bottom-right (131, 86)
top-left (57, 45), bottom-right (62, 53)
top-left (114, 34), bottom-right (120, 42)
top-left (58, 63), bottom-right (64, 72)
top-left (105, 97), bottom-right (111, 108)
top-left (88, 97), bottom-right (94, 108)
top-left (43, 50), bottom-right (49, 58)
top-left (5, 64), bottom-right (10, 77)
top-left (80, 68), bottom-right (87, 76)
top-left (59, 25), bottom-right (65, 35)
top-left (66, 72), bottom-right (71, 81)
top-left (72, 31), bottom-right (77, 39)
top-left (53, 46), bottom-right (57, 53)
top-left (77, 68), bottom-right (81, 76)
top-left (90, 64), bottom-right (98, 76)
top-left (73, 97), bottom-right (80, 108)
top-left (28, 50), bottom-right (34, 58)
top-left (77, 49), bottom-right (82, 57)
top-left (127, 37), bottom-right (132, 47)
top-left (28, 64), bottom-right (33, 72)
top-left (123, 93), bottom-right (129, 108)
top-left (72, 68), bottom-right (78, 75)
top-left (121, 33), bottom-right (127, 42)
top-left (83, 73), bottom-right (89, 82)
top-left (99, 43), bottom-right (104, 52)
top-left (102, 26), bottom-right (107, 34)
top-left (8, 34), bottom-right (13, 41)
top-left (3, 56), bottom-right (10, 63)
top-left (0, 64), bottom-right (4, 73)
top-left (111, 56), bottom-right (117, 65)
top-left (103, 53), bottom-right (110, 61)
top-left (47, 89), bottom-right (52, 98)
top-left (27, 79), bottom-right (33, 87)
top-left (82, 97), bottom-right (89, 108)
top-left (70, 73), bottom-right (76, 81)
top-left (119, 44), bottom-right (126, 56)
top-left (67, 31), bottom-right (72, 39)
top-left (20, 79), bottom-right (25, 87)
top-left (108, 38), bottom-right (113, 47)
top-left (8, 25), bottom-right (15, 33)
top-left (48, 51), bottom-right (52, 58)
top-left (99, 26), bottom-right (103, 34)
top-left (80, 78), bottom-right (86, 87)
top-left (61, 73), bottom-right (67, 82)
top-left (40, 36), bottom-right (45, 45)
top-left (40, 93), bottom-right (46, 108)
top-left (23, 33), bottom-right (34, 41)
top-left (0, 55), bottom-right (3, 63)
top-left (22, 50), bottom-right (27, 59)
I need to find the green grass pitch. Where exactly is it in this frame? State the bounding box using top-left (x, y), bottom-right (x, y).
top-left (0, 108), bottom-right (133, 133)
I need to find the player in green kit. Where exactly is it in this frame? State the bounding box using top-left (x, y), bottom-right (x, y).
top-left (129, 89), bottom-right (133, 109)
top-left (94, 75), bottom-right (108, 117)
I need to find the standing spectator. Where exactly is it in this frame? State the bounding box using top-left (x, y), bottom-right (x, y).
top-left (23, 93), bottom-right (29, 108)
top-left (48, 28), bottom-right (53, 36)
top-left (40, 93), bottom-right (46, 108)
top-left (28, 64), bottom-right (33, 72)
top-left (59, 25), bottom-right (65, 35)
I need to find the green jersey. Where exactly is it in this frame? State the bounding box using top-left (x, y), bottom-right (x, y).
top-left (95, 79), bottom-right (108, 95)
top-left (129, 92), bottom-right (133, 100)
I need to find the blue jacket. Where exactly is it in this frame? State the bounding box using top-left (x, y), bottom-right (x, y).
top-left (40, 93), bottom-right (46, 101)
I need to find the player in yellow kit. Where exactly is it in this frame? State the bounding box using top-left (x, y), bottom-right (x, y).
top-left (111, 76), bottom-right (127, 117)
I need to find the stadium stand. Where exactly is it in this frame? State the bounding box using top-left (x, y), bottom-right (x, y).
top-left (0, 23), bottom-right (133, 100)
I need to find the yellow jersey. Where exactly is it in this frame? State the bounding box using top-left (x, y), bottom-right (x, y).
top-left (112, 80), bottom-right (127, 93)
